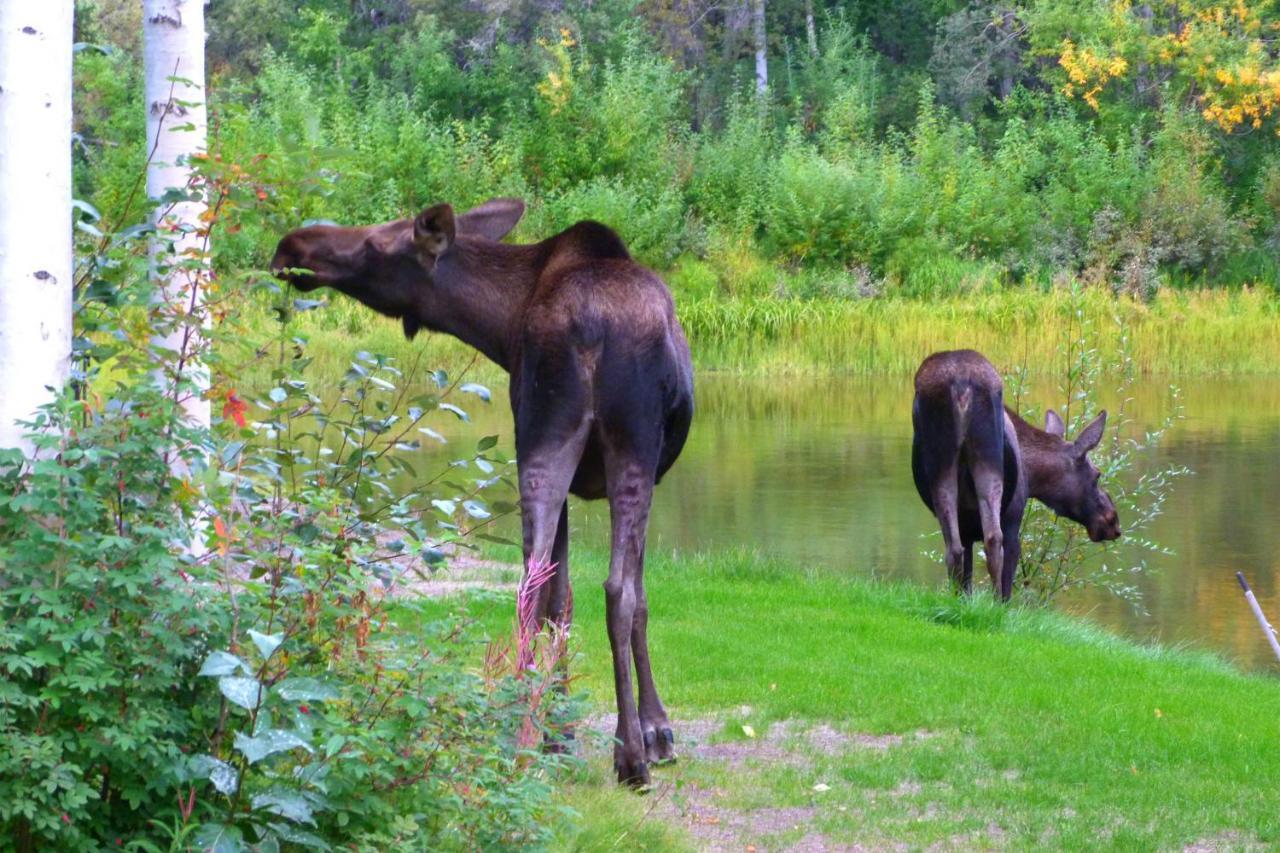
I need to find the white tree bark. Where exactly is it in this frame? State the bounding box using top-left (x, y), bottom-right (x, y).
top-left (804, 0), bottom-right (818, 58)
top-left (143, 0), bottom-right (209, 430)
top-left (0, 2), bottom-right (74, 456)
top-left (752, 0), bottom-right (768, 94)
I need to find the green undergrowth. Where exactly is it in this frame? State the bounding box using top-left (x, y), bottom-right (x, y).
top-left (408, 548), bottom-right (1280, 850)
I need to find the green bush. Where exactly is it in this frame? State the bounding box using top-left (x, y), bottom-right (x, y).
top-left (0, 154), bottom-right (579, 851)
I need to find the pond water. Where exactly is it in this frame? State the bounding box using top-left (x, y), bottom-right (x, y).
top-left (386, 370), bottom-right (1280, 671)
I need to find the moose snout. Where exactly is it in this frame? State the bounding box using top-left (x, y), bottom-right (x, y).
top-left (270, 236), bottom-right (320, 291)
top-left (1090, 509), bottom-right (1122, 542)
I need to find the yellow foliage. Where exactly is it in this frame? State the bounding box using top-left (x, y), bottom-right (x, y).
top-left (1056, 1), bottom-right (1280, 135)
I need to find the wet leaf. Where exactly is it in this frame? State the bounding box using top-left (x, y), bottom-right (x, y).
top-left (247, 629), bottom-right (283, 661)
top-left (193, 823), bottom-right (243, 853)
top-left (219, 676), bottom-right (264, 710)
top-left (198, 651), bottom-right (247, 677)
top-left (188, 754), bottom-right (239, 795)
top-left (274, 677), bottom-right (339, 702)
top-left (235, 728), bottom-right (314, 764)
top-left (251, 790), bottom-right (316, 826)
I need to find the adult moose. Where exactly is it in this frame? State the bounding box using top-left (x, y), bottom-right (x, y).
top-left (271, 199), bottom-right (694, 786)
top-left (911, 349), bottom-right (1120, 600)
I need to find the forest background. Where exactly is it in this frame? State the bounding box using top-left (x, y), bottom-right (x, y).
top-left (73, 0), bottom-right (1280, 316)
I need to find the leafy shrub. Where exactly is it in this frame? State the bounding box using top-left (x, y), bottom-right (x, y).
top-left (1006, 300), bottom-right (1189, 607)
top-left (0, 147), bottom-right (578, 851)
top-left (0, 391), bottom-right (221, 850)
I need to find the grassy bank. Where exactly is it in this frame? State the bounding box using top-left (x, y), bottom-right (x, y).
top-left (413, 549), bottom-right (1280, 850)
top-left (244, 287), bottom-right (1280, 384)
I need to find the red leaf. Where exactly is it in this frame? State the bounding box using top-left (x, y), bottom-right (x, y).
top-left (222, 390), bottom-right (247, 428)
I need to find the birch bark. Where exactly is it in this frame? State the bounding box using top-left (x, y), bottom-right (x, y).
top-left (0, 2), bottom-right (74, 456)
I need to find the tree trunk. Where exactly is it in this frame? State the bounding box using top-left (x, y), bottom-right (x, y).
top-left (0, 2), bottom-right (74, 456)
top-left (805, 0), bottom-right (818, 58)
top-left (752, 0), bottom-right (768, 94)
top-left (143, 0), bottom-right (210, 432)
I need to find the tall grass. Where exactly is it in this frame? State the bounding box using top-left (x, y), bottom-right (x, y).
top-left (236, 286), bottom-right (1280, 385)
top-left (681, 287), bottom-right (1280, 375)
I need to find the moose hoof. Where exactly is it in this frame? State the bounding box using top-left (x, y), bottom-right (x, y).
top-left (646, 726), bottom-right (677, 765)
top-left (615, 753), bottom-right (651, 789)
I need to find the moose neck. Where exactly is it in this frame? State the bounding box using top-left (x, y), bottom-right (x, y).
top-left (418, 239), bottom-right (542, 371)
top-left (1008, 411), bottom-right (1068, 509)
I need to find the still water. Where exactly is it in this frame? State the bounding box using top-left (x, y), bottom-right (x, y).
top-left (395, 372), bottom-right (1280, 671)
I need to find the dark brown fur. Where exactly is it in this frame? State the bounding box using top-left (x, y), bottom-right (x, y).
top-left (911, 349), bottom-right (1120, 600)
top-left (272, 199), bottom-right (694, 786)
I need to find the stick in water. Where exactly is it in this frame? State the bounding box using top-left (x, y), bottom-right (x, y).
top-left (1236, 572), bottom-right (1280, 664)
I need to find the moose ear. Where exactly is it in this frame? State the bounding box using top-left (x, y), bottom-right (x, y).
top-left (414, 204), bottom-right (456, 257)
top-left (456, 197), bottom-right (526, 242)
top-left (1072, 410), bottom-right (1107, 456)
top-left (1044, 409), bottom-right (1066, 438)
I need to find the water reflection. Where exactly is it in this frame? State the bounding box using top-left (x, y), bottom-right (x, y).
top-left (389, 372), bottom-right (1280, 670)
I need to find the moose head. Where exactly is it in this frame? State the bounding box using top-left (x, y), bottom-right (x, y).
top-left (270, 197), bottom-right (527, 344)
top-left (1031, 409), bottom-right (1122, 543)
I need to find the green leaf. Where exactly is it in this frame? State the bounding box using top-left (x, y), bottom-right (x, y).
top-left (235, 729), bottom-right (314, 764)
top-left (187, 754), bottom-right (239, 795)
top-left (219, 676), bottom-right (265, 710)
top-left (273, 825), bottom-right (331, 850)
top-left (477, 435), bottom-right (499, 451)
top-left (193, 823), bottom-right (244, 853)
top-left (247, 629), bottom-right (283, 661)
top-left (274, 677), bottom-right (338, 702)
top-left (419, 426), bottom-right (446, 444)
top-left (459, 382), bottom-right (491, 402)
top-left (199, 651), bottom-right (247, 677)
top-left (71, 198), bottom-right (102, 221)
top-left (252, 790), bottom-right (317, 826)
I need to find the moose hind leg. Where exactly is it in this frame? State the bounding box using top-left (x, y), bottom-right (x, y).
top-left (631, 542), bottom-right (675, 765)
top-left (603, 450), bottom-right (658, 787)
top-left (931, 463), bottom-right (966, 593)
top-left (972, 463), bottom-right (1005, 599)
top-left (1001, 518), bottom-right (1022, 601)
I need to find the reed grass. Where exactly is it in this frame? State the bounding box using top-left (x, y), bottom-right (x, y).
top-left (235, 287), bottom-right (1280, 385)
top-left (680, 287), bottom-right (1280, 375)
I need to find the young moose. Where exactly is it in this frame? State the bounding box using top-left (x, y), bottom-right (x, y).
top-left (272, 199), bottom-right (694, 786)
top-left (911, 350), bottom-right (1121, 600)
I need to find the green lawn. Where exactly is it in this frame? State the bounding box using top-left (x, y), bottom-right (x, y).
top-left (413, 548), bottom-right (1280, 850)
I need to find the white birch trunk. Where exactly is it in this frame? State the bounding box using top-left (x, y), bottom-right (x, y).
top-left (143, 0), bottom-right (209, 431)
top-left (752, 0), bottom-right (768, 95)
top-left (0, 2), bottom-right (74, 456)
top-left (804, 0), bottom-right (818, 58)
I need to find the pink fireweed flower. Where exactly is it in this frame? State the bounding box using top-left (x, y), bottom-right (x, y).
top-left (516, 557), bottom-right (558, 672)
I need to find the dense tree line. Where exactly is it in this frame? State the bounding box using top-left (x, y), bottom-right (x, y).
top-left (72, 0), bottom-right (1280, 296)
